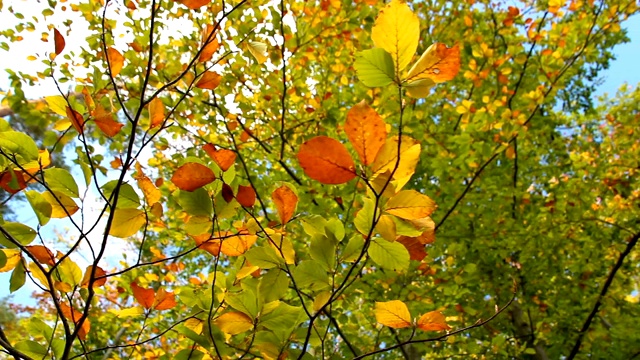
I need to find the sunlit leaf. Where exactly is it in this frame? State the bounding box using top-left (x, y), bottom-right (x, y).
top-left (195, 71), bottom-right (222, 90)
top-left (25, 191), bottom-right (52, 226)
top-left (53, 27), bottom-right (65, 55)
top-left (371, 0), bottom-right (420, 73)
top-left (42, 191), bottom-right (79, 218)
top-left (375, 300), bottom-right (412, 329)
top-left (371, 136), bottom-right (420, 187)
top-left (203, 144), bottom-right (236, 171)
top-left (65, 106), bottom-right (84, 133)
top-left (137, 176), bottom-right (161, 206)
top-left (369, 237), bottom-right (409, 271)
top-left (354, 48), bottom-right (395, 87)
top-left (236, 185), bottom-right (256, 207)
top-left (220, 231), bottom-right (257, 256)
top-left (375, 215), bottom-right (397, 241)
top-left (130, 282), bottom-right (155, 309)
top-left (396, 236), bottom-right (427, 261)
top-left (149, 97), bottom-right (165, 129)
top-left (0, 222), bottom-right (36, 248)
top-left (272, 185), bottom-right (298, 224)
top-left (171, 162), bottom-right (215, 191)
top-left (247, 41), bottom-right (268, 64)
top-left (153, 288), bottom-right (177, 310)
top-left (45, 95), bottom-right (68, 116)
top-left (59, 303), bottom-right (90, 340)
top-left (106, 47), bottom-right (124, 76)
top-left (345, 101), bottom-right (387, 165)
top-left (26, 245), bottom-right (55, 266)
top-left (52, 255), bottom-right (82, 292)
top-left (93, 104), bottom-right (123, 137)
top-left (10, 260), bottom-right (26, 292)
top-left (215, 311), bottom-right (254, 335)
top-left (297, 136), bottom-right (357, 184)
top-left (176, 0), bottom-right (211, 9)
top-left (385, 190), bottom-right (437, 220)
top-left (416, 311), bottom-right (451, 331)
top-left (80, 265), bottom-right (107, 288)
top-left (109, 208), bottom-right (146, 238)
top-left (199, 24), bottom-right (220, 62)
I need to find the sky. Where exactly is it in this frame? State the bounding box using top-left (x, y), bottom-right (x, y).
top-left (0, 5), bottom-right (639, 303)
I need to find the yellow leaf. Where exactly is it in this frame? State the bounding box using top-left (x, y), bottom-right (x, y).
top-left (313, 291), bottom-right (331, 313)
top-left (375, 215), bottom-right (397, 241)
top-left (184, 318), bottom-right (204, 334)
top-left (109, 208), bottom-right (146, 238)
top-left (137, 176), bottom-right (161, 205)
top-left (371, 136), bottom-right (421, 183)
top-left (247, 41), bottom-right (268, 64)
top-left (371, 0), bottom-right (420, 74)
top-left (29, 261), bottom-right (49, 289)
top-left (107, 47), bottom-right (124, 77)
top-left (375, 300), bottom-right (412, 328)
top-left (42, 191), bottom-right (79, 218)
top-left (385, 190), bottom-right (437, 220)
top-left (214, 311), bottom-right (254, 335)
top-left (416, 310), bottom-right (451, 331)
top-left (109, 307), bottom-right (145, 318)
top-left (149, 97), bottom-right (164, 129)
top-left (405, 78), bottom-right (435, 98)
top-left (0, 249), bottom-right (21, 272)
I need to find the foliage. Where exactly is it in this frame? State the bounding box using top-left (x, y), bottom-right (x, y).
top-left (0, 0), bottom-right (639, 359)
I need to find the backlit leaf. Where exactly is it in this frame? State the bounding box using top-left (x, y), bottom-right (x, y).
top-left (375, 300), bottom-right (412, 329)
top-left (416, 311), bottom-right (451, 331)
top-left (137, 176), bottom-right (161, 206)
top-left (236, 185), bottom-right (256, 207)
top-left (26, 245), bottom-right (55, 266)
top-left (375, 214), bottom-right (397, 241)
top-left (109, 208), bottom-right (146, 238)
top-left (81, 265), bottom-right (107, 288)
top-left (153, 288), bottom-right (177, 310)
top-left (369, 237), bottom-right (409, 271)
top-left (0, 222), bottom-right (36, 248)
top-left (25, 191), bottom-right (52, 226)
top-left (203, 144), bottom-right (236, 171)
top-left (93, 105), bottom-right (123, 137)
top-left (171, 163), bottom-right (215, 191)
top-left (0, 250), bottom-right (21, 272)
top-left (192, 233), bottom-right (221, 256)
top-left (106, 47), bottom-right (124, 76)
top-left (59, 303), bottom-right (90, 340)
top-left (149, 97), bottom-right (165, 129)
top-left (199, 24), bottom-right (219, 62)
top-left (177, 0), bottom-right (211, 9)
top-left (385, 190), bottom-right (437, 220)
top-left (396, 236), bottom-right (427, 261)
top-left (345, 101), bottom-right (387, 165)
top-left (371, 136), bottom-right (421, 186)
top-left (272, 185), bottom-right (298, 224)
top-left (405, 43), bottom-right (460, 89)
top-left (131, 282), bottom-right (155, 309)
top-left (354, 48), bottom-right (395, 87)
top-left (53, 27), bottom-right (65, 55)
top-left (45, 95), bottom-right (67, 116)
top-left (52, 256), bottom-right (82, 292)
top-left (247, 41), bottom-right (268, 64)
top-left (215, 311), bottom-right (254, 335)
top-left (44, 168), bottom-right (79, 198)
top-left (297, 136), bottom-right (357, 184)
top-left (10, 259), bottom-right (26, 292)
top-left (220, 231), bottom-right (257, 256)
top-left (195, 71), bottom-right (222, 90)
top-left (42, 191), bottom-right (79, 218)
top-left (371, 0), bottom-right (420, 74)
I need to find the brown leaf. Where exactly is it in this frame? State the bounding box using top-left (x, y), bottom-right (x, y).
top-left (66, 106), bottom-right (84, 133)
top-left (296, 136), bottom-right (357, 184)
top-left (196, 71), bottom-right (222, 90)
top-left (26, 245), bottom-right (56, 266)
top-left (130, 282), bottom-right (155, 309)
top-left (203, 144), bottom-right (236, 171)
top-left (221, 183), bottom-right (234, 203)
top-left (171, 163), bottom-right (215, 191)
top-left (396, 236), bottom-right (427, 261)
top-left (53, 27), bottom-right (65, 55)
top-left (236, 185), bottom-right (256, 207)
top-left (345, 101), bottom-right (387, 165)
top-left (272, 185), bottom-right (297, 224)
top-left (106, 47), bottom-right (124, 77)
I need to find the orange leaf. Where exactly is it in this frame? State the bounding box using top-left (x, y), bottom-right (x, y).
top-left (199, 24), bottom-right (220, 62)
top-left (385, 190), bottom-right (437, 220)
top-left (106, 47), bottom-right (124, 77)
top-left (53, 27), bottom-right (65, 55)
top-left (272, 185), bottom-right (297, 224)
top-left (203, 144), bottom-right (236, 171)
top-left (93, 105), bottom-right (123, 137)
top-left (60, 303), bottom-right (91, 340)
top-left (26, 245), bottom-right (56, 266)
top-left (375, 300), bottom-right (412, 329)
top-left (192, 233), bottom-right (221, 256)
top-left (137, 176), bottom-right (161, 205)
top-left (345, 101), bottom-right (387, 165)
top-left (80, 265), bottom-right (107, 288)
top-left (296, 136), bottom-right (357, 184)
top-left (416, 311), bottom-right (451, 331)
top-left (176, 0), bottom-right (211, 9)
top-left (149, 97), bottom-right (165, 129)
top-left (236, 185), bottom-right (256, 207)
top-left (406, 43), bottom-right (461, 84)
top-left (171, 163), bottom-right (215, 191)
top-left (66, 106), bottom-right (84, 133)
top-left (220, 231), bottom-right (257, 256)
top-left (153, 288), bottom-right (177, 310)
top-left (396, 236), bottom-right (427, 261)
top-left (130, 281), bottom-right (155, 309)
top-left (196, 71), bottom-right (222, 90)
top-left (0, 169), bottom-right (28, 194)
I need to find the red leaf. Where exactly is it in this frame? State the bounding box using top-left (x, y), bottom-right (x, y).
top-left (0, 169), bottom-right (28, 194)
top-left (222, 183), bottom-right (234, 202)
top-left (66, 106), bottom-right (85, 133)
top-left (236, 185), bottom-right (256, 207)
top-left (53, 27), bottom-right (65, 55)
top-left (296, 136), bottom-right (357, 184)
top-left (26, 245), bottom-right (56, 266)
top-left (171, 163), bottom-right (215, 191)
top-left (130, 282), bottom-right (155, 309)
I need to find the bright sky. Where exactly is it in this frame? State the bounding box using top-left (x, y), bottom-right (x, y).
top-left (0, 3), bottom-right (638, 304)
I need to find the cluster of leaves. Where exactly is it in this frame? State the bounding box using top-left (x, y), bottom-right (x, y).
top-left (0, 0), bottom-right (639, 359)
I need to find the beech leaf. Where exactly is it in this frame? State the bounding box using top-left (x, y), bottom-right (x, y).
top-left (375, 300), bottom-right (412, 329)
top-left (371, 0), bottom-right (420, 74)
top-left (297, 136), bottom-right (357, 185)
top-left (272, 185), bottom-right (297, 224)
top-left (416, 311), bottom-right (451, 331)
top-left (171, 163), bottom-right (215, 191)
top-left (345, 101), bottom-right (387, 165)
top-left (53, 27), bottom-right (65, 55)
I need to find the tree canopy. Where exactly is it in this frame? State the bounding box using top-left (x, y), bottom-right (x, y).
top-left (0, 0), bottom-right (639, 359)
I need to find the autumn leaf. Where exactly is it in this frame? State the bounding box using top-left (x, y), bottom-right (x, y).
top-left (199, 24), bottom-right (220, 62)
top-left (196, 71), bottom-right (222, 90)
top-left (109, 208), bottom-right (146, 238)
top-left (106, 47), bottom-right (124, 77)
top-left (375, 300), bottom-right (412, 329)
top-left (66, 106), bottom-right (84, 133)
top-left (385, 190), bottom-right (437, 220)
top-left (26, 245), bottom-right (55, 266)
top-left (371, 0), bottom-right (420, 75)
top-left (153, 288), bottom-right (177, 310)
top-left (60, 303), bottom-right (91, 340)
top-left (404, 43), bottom-right (460, 98)
top-left (0, 250), bottom-right (21, 273)
top-left (371, 136), bottom-right (421, 188)
top-left (236, 185), bottom-right (256, 207)
top-left (130, 282), bottom-right (155, 309)
top-left (176, 0), bottom-right (211, 9)
top-left (345, 101), bottom-right (387, 165)
top-left (42, 191), bottom-right (79, 218)
top-left (396, 236), bottom-right (427, 261)
top-left (296, 136), bottom-right (357, 185)
top-left (272, 185), bottom-right (298, 224)
top-left (221, 231), bottom-right (257, 256)
top-left (215, 311), bottom-right (254, 335)
top-left (0, 169), bottom-right (27, 194)
top-left (171, 162), bottom-right (215, 191)
top-left (80, 265), bottom-right (107, 288)
top-left (53, 27), bottom-right (65, 55)
top-left (137, 176), bottom-right (161, 205)
top-left (203, 144), bottom-right (236, 171)
top-left (149, 97), bottom-right (165, 129)
top-left (93, 105), bottom-right (123, 137)
top-left (416, 311), bottom-right (451, 331)
top-left (247, 41), bottom-right (268, 64)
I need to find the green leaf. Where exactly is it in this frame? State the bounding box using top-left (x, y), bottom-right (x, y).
top-left (260, 302), bottom-right (304, 342)
top-left (45, 95), bottom-right (68, 116)
top-left (0, 131), bottom-right (39, 163)
top-left (14, 340), bottom-right (48, 359)
top-left (368, 237), bottom-right (410, 271)
top-left (341, 235), bottom-right (364, 262)
top-left (245, 246), bottom-right (283, 269)
top-left (0, 222), bottom-right (37, 248)
top-left (175, 349), bottom-right (204, 360)
top-left (325, 218), bottom-right (345, 242)
top-left (44, 168), bottom-right (79, 198)
top-left (10, 259), bottom-right (26, 292)
top-left (52, 256), bottom-right (82, 290)
top-left (258, 268), bottom-right (290, 303)
top-left (354, 197), bottom-right (376, 236)
top-left (225, 289), bottom-right (259, 320)
top-left (25, 191), bottom-right (52, 226)
top-left (309, 235), bottom-right (336, 271)
top-left (354, 48), bottom-right (395, 87)
top-left (0, 250), bottom-right (6, 269)
top-left (101, 181), bottom-right (140, 209)
top-left (178, 188), bottom-right (212, 217)
top-left (27, 317), bottom-right (54, 339)
top-left (292, 260), bottom-right (330, 291)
